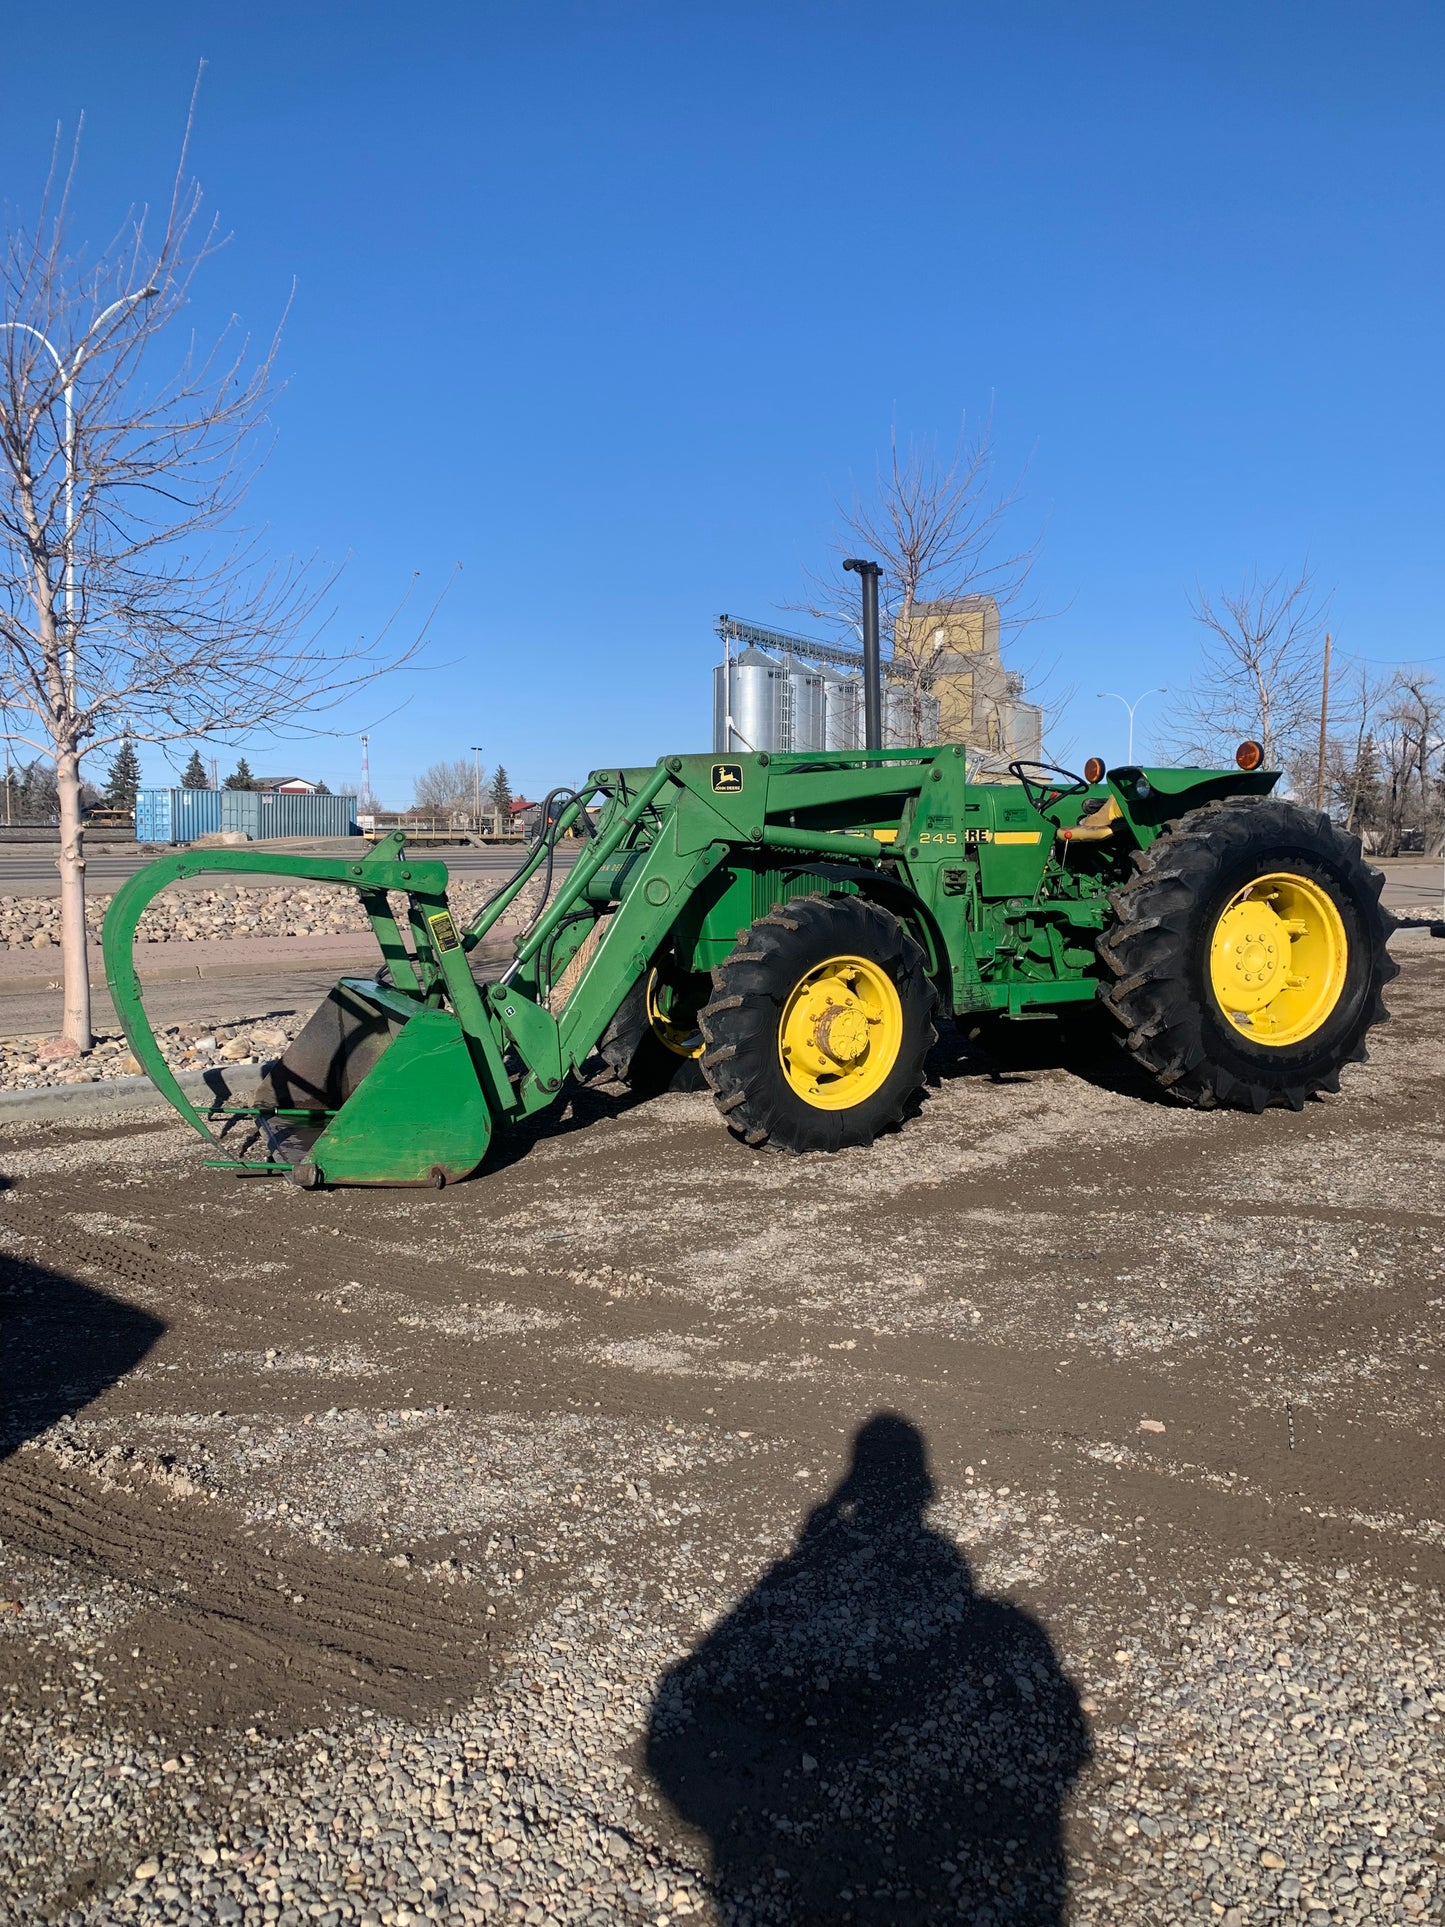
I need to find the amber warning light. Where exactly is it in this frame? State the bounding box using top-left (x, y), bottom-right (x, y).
top-left (1083, 756), bottom-right (1105, 783)
top-left (1235, 739), bottom-right (1264, 771)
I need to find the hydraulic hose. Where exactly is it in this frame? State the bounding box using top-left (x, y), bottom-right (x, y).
top-left (514, 787), bottom-right (596, 947)
top-left (461, 786), bottom-right (594, 951)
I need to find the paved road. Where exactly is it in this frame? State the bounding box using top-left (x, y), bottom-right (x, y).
top-left (0, 841), bottom-right (576, 894)
top-left (0, 966), bottom-right (362, 1042)
top-left (1381, 858), bottom-right (1445, 920)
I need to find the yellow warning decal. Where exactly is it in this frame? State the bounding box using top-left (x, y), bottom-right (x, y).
top-left (993, 830), bottom-right (1043, 845)
top-left (427, 910), bottom-right (462, 953)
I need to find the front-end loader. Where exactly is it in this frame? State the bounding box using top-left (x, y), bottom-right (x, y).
top-left (103, 738), bottom-right (1396, 1189)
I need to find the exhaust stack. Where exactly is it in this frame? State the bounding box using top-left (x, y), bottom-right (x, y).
top-left (843, 557), bottom-right (883, 751)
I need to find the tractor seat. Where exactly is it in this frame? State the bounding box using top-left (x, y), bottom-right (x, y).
top-left (1057, 796), bottom-right (1122, 844)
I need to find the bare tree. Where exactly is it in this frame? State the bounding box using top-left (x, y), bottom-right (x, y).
top-left (1378, 671), bottom-right (1444, 856)
top-left (800, 415), bottom-right (1042, 747)
top-left (1170, 564), bottom-right (1329, 770)
top-left (0, 96), bottom-right (430, 1050)
top-left (1289, 657), bottom-right (1397, 840)
top-left (412, 759), bottom-right (478, 814)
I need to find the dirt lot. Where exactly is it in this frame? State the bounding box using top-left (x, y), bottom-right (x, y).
top-left (2, 937), bottom-right (1442, 1927)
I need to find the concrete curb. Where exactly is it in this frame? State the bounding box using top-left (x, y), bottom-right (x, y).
top-left (0, 1060), bottom-right (260, 1127)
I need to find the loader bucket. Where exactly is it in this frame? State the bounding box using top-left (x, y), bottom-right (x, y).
top-left (254, 979), bottom-right (407, 1113)
top-left (255, 978), bottom-right (494, 1189)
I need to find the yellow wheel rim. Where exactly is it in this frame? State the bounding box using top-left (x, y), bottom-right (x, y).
top-left (777, 954), bottom-right (904, 1109)
top-left (1208, 871), bottom-right (1348, 1047)
top-left (646, 968), bottom-right (704, 1059)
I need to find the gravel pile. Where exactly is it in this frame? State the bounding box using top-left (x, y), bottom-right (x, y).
top-left (0, 1018), bottom-right (298, 1091)
top-left (1, 877), bottom-right (543, 952)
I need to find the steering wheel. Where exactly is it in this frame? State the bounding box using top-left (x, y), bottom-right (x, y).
top-left (1007, 760), bottom-right (1090, 813)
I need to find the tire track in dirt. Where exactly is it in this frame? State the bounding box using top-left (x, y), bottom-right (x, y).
top-left (0, 1199), bottom-right (182, 1298)
top-left (0, 1453), bottom-right (498, 1736)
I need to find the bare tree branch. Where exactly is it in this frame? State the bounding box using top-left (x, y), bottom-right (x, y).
top-left (0, 91), bottom-right (430, 1047)
top-left (413, 758), bottom-right (482, 814)
top-left (1168, 564), bottom-right (1329, 769)
top-left (793, 413), bottom-right (1045, 749)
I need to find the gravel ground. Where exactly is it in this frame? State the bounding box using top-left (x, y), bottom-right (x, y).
top-left (0, 934), bottom-right (1441, 1926)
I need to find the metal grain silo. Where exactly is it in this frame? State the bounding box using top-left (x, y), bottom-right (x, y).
top-left (713, 645), bottom-right (784, 753)
top-left (784, 660), bottom-right (825, 753)
top-left (821, 670), bottom-right (861, 751)
top-left (884, 683), bottom-right (940, 749)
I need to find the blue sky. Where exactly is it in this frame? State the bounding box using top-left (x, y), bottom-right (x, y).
top-left (3, 3), bottom-right (1442, 801)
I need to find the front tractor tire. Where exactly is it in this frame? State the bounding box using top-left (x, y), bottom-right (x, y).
top-left (699, 893), bottom-right (936, 1153)
top-left (598, 967), bottom-right (708, 1095)
top-left (1098, 796), bottom-right (1397, 1112)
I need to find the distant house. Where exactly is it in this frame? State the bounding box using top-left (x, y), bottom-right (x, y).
top-left (252, 776), bottom-right (323, 794)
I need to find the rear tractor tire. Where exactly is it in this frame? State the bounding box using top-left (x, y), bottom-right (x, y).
top-left (699, 893), bottom-right (936, 1153)
top-left (1098, 796), bottom-right (1396, 1112)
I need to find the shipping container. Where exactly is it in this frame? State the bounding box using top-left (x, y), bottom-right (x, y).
top-left (219, 790), bottom-right (358, 839)
top-left (135, 787), bottom-right (358, 844)
top-left (134, 788), bottom-right (223, 843)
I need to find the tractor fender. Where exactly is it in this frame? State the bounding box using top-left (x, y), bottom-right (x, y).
top-left (773, 861), bottom-right (953, 1013)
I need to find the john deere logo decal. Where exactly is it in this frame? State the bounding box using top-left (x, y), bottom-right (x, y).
top-left (711, 762), bottom-right (744, 794)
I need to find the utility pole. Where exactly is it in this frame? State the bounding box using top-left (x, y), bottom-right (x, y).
top-left (359, 733), bottom-right (371, 807)
top-left (1316, 633), bottom-right (1333, 813)
top-left (470, 745), bottom-right (484, 831)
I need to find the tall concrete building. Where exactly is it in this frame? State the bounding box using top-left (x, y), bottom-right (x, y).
top-left (892, 594), bottom-right (1043, 770)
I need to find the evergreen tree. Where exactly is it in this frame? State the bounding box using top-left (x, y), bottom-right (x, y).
top-left (490, 764), bottom-right (514, 822)
top-left (14, 758), bottom-right (57, 822)
top-left (224, 756), bottom-right (255, 791)
top-left (106, 738), bottom-right (142, 812)
top-left (1344, 733), bottom-right (1384, 838)
top-left (181, 748), bottom-right (209, 789)
top-left (313, 778), bottom-right (330, 794)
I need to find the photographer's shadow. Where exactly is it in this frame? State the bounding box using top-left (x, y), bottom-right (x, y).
top-left (647, 1414), bottom-right (1089, 1926)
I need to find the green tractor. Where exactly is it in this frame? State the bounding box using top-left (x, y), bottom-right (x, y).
top-left (104, 741), bottom-right (1396, 1188)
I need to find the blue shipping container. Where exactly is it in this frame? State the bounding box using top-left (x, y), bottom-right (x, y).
top-left (133, 788), bottom-right (171, 843)
top-left (134, 788), bottom-right (223, 844)
top-left (219, 791), bottom-right (358, 840)
top-left (134, 787), bottom-right (357, 845)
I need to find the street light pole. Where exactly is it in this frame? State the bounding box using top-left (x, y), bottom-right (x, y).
top-left (0, 287), bottom-right (159, 707)
top-left (470, 745), bottom-right (484, 832)
top-left (1096, 688), bottom-right (1167, 765)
